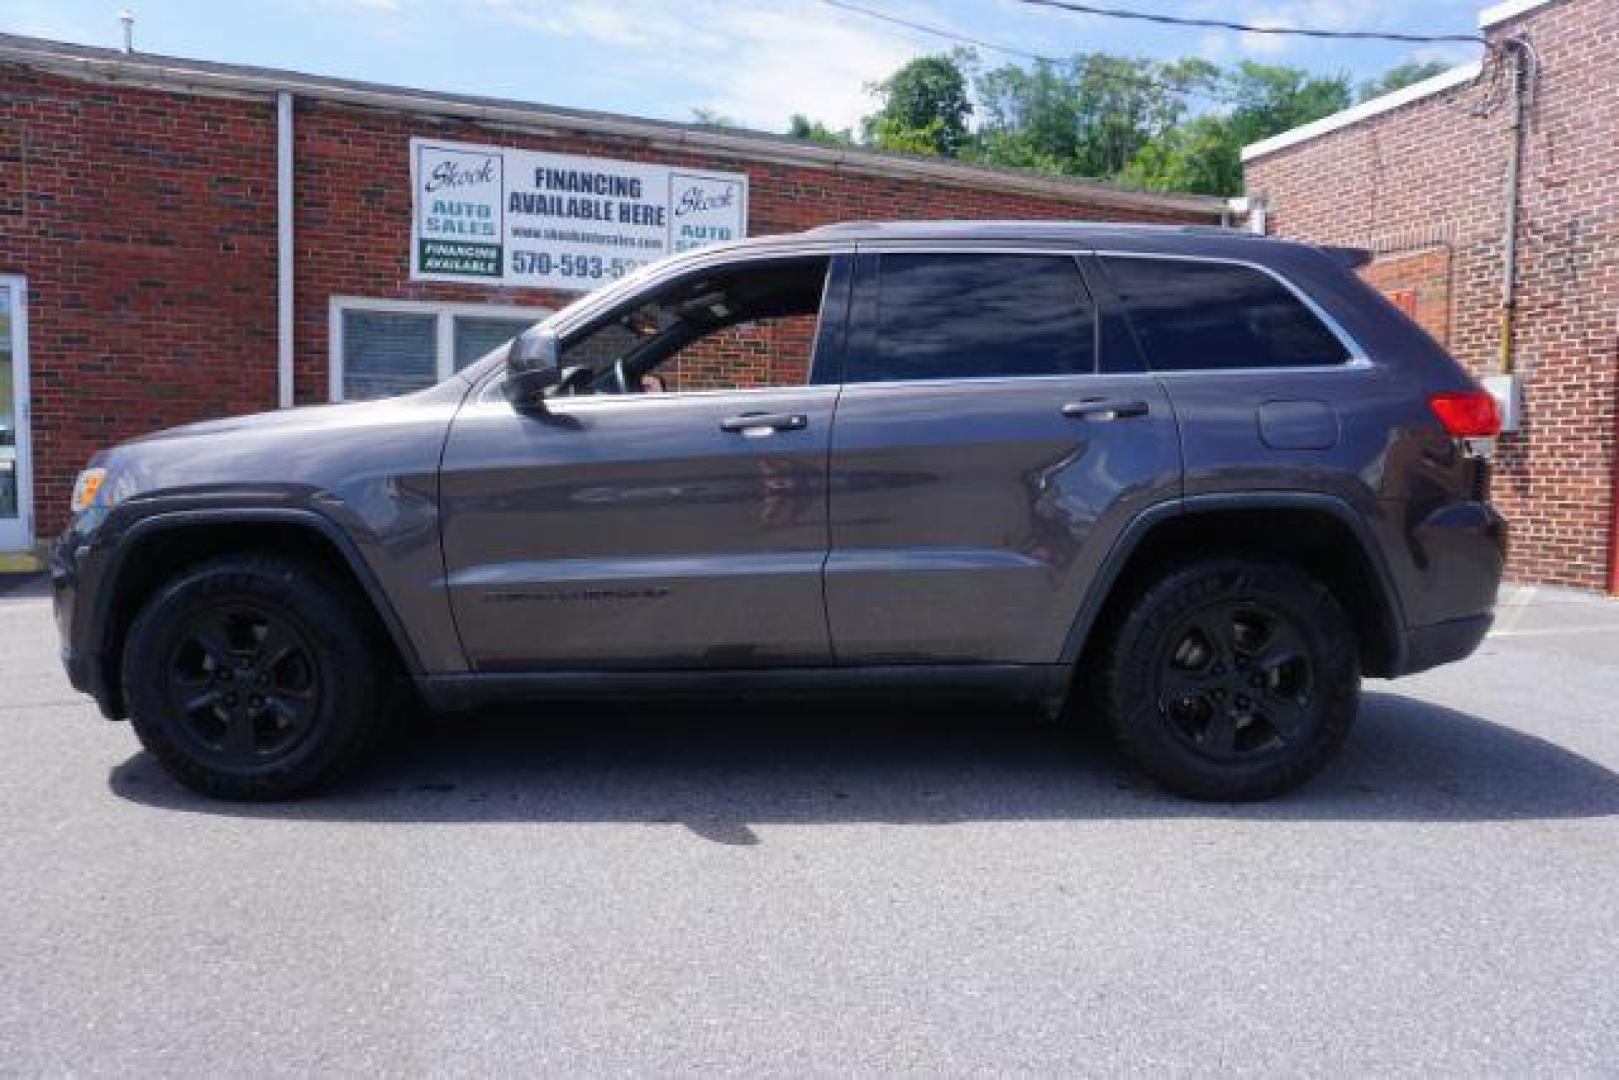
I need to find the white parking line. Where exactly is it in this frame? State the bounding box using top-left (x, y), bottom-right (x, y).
top-left (1489, 624), bottom-right (1619, 639)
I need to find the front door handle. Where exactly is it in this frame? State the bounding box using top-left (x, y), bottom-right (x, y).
top-left (720, 412), bottom-right (808, 435)
top-left (1061, 398), bottom-right (1150, 421)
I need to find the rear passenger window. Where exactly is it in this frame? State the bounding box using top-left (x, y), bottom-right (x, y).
top-left (1102, 256), bottom-right (1350, 371)
top-left (853, 253), bottom-right (1095, 382)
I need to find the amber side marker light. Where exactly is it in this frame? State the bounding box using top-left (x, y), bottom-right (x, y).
top-left (70, 467), bottom-right (107, 513)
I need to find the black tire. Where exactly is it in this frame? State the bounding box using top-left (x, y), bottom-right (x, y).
top-left (121, 554), bottom-right (384, 800)
top-left (1101, 558), bottom-right (1359, 800)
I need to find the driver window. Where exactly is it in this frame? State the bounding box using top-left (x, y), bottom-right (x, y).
top-left (557, 256), bottom-right (830, 395)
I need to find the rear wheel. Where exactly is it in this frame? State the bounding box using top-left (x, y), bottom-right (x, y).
top-left (122, 555), bottom-right (383, 800)
top-left (1101, 558), bottom-right (1359, 800)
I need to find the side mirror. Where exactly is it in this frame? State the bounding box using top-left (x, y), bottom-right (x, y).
top-left (507, 325), bottom-right (559, 374)
top-left (503, 327), bottom-right (569, 407)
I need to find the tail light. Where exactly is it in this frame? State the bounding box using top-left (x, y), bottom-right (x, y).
top-left (1429, 390), bottom-right (1501, 458)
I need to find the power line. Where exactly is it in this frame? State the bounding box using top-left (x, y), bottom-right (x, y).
top-left (1013, 0), bottom-right (1486, 45)
top-left (819, 0), bottom-right (1241, 105)
top-left (820, 0), bottom-right (1057, 64)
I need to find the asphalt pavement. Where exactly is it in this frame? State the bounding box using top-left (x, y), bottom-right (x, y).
top-left (3, 576), bottom-right (1618, 1075)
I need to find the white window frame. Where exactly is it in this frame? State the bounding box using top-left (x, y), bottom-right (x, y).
top-left (0, 274), bottom-right (32, 553)
top-left (328, 296), bottom-right (551, 402)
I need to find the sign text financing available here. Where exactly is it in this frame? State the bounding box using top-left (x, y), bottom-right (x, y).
top-left (411, 139), bottom-right (749, 291)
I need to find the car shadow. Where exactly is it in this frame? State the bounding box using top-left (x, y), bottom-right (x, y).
top-left (107, 690), bottom-right (1619, 840)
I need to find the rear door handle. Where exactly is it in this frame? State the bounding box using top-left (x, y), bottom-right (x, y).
top-left (720, 412), bottom-right (808, 435)
top-left (1061, 398), bottom-right (1150, 421)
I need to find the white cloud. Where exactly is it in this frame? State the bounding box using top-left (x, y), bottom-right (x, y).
top-left (478, 0), bottom-right (689, 47)
top-left (697, 6), bottom-right (920, 130)
top-left (1407, 42), bottom-right (1482, 68)
top-left (1196, 31), bottom-right (1233, 63)
top-left (0, 0), bottom-right (108, 43)
top-left (477, 0), bottom-right (927, 131)
top-left (1239, 15), bottom-right (1296, 57)
top-left (1183, 0), bottom-right (1475, 58)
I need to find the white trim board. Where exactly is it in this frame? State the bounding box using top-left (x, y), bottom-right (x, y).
top-left (1480, 0), bottom-right (1562, 28)
top-left (0, 274), bottom-right (32, 553)
top-left (1241, 61), bottom-right (1483, 162)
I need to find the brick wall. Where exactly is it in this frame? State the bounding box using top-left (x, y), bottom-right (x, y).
top-left (665, 316), bottom-right (819, 392)
top-left (0, 63), bottom-right (1204, 538)
top-left (0, 69), bottom-right (278, 539)
top-left (1359, 246), bottom-right (1452, 345)
top-left (1245, 0), bottom-right (1619, 590)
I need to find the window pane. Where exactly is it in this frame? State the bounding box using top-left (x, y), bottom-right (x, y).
top-left (560, 257), bottom-right (828, 394)
top-left (453, 316), bottom-right (539, 371)
top-left (1103, 257), bottom-right (1349, 371)
top-left (342, 310), bottom-right (437, 400)
top-left (854, 254), bottom-right (1094, 383)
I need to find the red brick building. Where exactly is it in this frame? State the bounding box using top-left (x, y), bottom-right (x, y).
top-left (1243, 0), bottom-right (1619, 593)
top-left (0, 33), bottom-right (1225, 564)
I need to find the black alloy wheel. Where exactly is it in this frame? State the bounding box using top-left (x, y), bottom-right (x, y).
top-left (1100, 557), bottom-right (1359, 800)
top-left (164, 603), bottom-right (321, 767)
top-left (1156, 601), bottom-right (1314, 761)
top-left (122, 554), bottom-right (383, 800)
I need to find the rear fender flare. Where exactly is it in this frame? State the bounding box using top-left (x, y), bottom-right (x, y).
top-left (1056, 492), bottom-right (1407, 682)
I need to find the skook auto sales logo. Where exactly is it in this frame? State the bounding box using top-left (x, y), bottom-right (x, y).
top-left (671, 173), bottom-right (745, 252)
top-left (416, 146), bottom-right (504, 278)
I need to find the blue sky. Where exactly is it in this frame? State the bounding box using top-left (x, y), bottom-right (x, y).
top-left (3, 0), bottom-right (1486, 132)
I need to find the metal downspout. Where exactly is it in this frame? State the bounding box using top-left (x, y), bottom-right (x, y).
top-left (1610, 360), bottom-right (1619, 594)
top-left (1497, 41), bottom-right (1528, 378)
top-left (276, 90), bottom-right (294, 408)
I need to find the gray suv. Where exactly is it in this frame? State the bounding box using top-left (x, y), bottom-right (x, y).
top-left (53, 222), bottom-right (1506, 801)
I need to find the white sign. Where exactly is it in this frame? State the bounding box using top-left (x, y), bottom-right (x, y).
top-left (410, 138), bottom-right (749, 292)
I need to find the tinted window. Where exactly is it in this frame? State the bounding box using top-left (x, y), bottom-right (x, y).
top-left (1103, 257), bottom-right (1349, 371)
top-left (853, 253), bottom-right (1094, 382)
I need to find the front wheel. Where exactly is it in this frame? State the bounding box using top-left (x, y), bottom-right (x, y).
top-left (121, 555), bottom-right (384, 800)
top-left (1101, 558), bottom-right (1359, 800)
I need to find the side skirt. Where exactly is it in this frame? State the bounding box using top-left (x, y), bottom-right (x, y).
top-left (416, 663), bottom-right (1069, 713)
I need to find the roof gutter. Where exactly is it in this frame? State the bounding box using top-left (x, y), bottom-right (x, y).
top-left (0, 33), bottom-right (1225, 220)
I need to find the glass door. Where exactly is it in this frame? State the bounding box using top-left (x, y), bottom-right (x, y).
top-left (0, 276), bottom-right (31, 553)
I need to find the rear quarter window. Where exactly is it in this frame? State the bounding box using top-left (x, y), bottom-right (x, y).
top-left (1102, 256), bottom-right (1350, 372)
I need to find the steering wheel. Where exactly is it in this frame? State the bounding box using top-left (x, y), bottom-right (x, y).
top-left (611, 359), bottom-right (630, 395)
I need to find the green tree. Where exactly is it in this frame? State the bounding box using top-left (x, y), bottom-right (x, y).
top-left (970, 54), bottom-right (1217, 177)
top-left (1125, 62), bottom-right (1351, 196)
top-left (1119, 115), bottom-right (1241, 196)
top-left (1222, 61), bottom-right (1352, 149)
top-left (851, 50), bottom-right (1354, 197)
top-left (689, 107), bottom-right (737, 128)
top-left (861, 53), bottom-right (973, 156)
top-left (1357, 58), bottom-right (1453, 101)
top-left (786, 114), bottom-right (854, 146)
